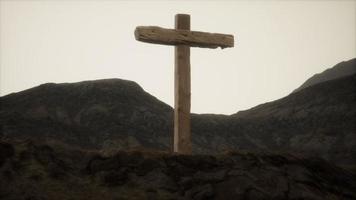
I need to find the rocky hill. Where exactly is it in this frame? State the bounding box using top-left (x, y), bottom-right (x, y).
top-left (0, 79), bottom-right (173, 152)
top-left (1, 139), bottom-right (355, 200)
top-left (1, 59), bottom-right (356, 199)
top-left (293, 58), bottom-right (356, 92)
top-left (1, 59), bottom-right (355, 169)
top-left (230, 74), bottom-right (356, 168)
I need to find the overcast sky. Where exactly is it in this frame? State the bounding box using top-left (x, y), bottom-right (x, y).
top-left (1, 0), bottom-right (355, 114)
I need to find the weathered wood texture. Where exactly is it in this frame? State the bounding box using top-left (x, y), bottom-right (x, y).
top-left (135, 13), bottom-right (235, 154)
top-left (174, 14), bottom-right (192, 154)
top-left (135, 26), bottom-right (234, 49)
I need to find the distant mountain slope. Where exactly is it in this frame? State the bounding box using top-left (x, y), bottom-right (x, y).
top-left (0, 79), bottom-right (174, 151)
top-left (294, 58), bottom-right (356, 92)
top-left (1, 61), bottom-right (355, 168)
top-left (230, 74), bottom-right (356, 167)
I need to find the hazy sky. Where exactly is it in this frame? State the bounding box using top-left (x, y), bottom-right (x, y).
top-left (1, 0), bottom-right (355, 114)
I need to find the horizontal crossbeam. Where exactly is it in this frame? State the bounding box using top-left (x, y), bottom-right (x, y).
top-left (135, 26), bottom-right (234, 49)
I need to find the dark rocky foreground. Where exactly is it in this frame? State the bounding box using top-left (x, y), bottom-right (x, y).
top-left (1, 139), bottom-right (355, 200)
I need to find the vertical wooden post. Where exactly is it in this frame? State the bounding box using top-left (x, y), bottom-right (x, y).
top-left (174, 14), bottom-right (192, 154)
top-left (135, 14), bottom-right (234, 154)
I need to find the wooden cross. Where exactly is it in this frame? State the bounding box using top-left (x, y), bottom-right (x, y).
top-left (135, 14), bottom-right (234, 154)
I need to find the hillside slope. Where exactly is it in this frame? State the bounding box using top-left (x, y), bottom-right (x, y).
top-left (0, 79), bottom-right (173, 152)
top-left (1, 62), bottom-right (355, 168)
top-left (293, 58), bottom-right (356, 92)
top-left (230, 74), bottom-right (356, 166)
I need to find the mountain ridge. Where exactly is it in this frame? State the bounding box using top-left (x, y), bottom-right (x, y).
top-left (293, 58), bottom-right (356, 92)
top-left (1, 59), bottom-right (355, 169)
top-left (1, 49), bottom-right (355, 199)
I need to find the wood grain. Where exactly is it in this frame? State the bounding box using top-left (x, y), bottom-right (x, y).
top-left (135, 26), bottom-right (234, 49)
top-left (174, 14), bottom-right (192, 154)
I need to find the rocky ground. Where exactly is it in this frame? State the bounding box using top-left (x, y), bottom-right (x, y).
top-left (1, 139), bottom-right (355, 200)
